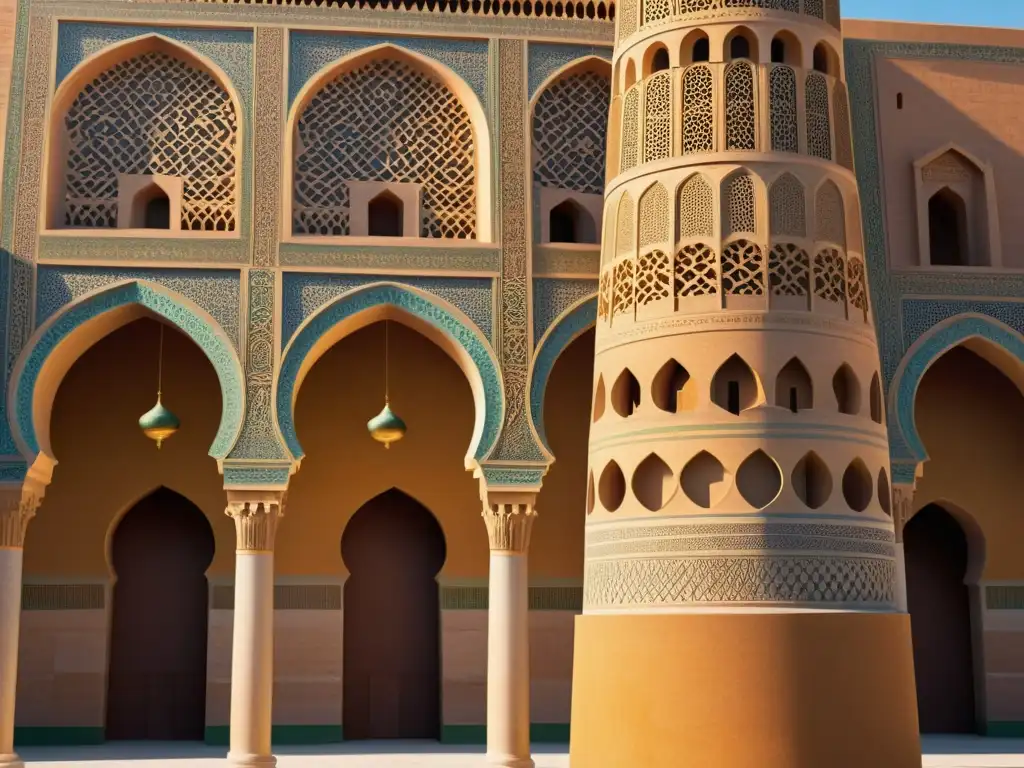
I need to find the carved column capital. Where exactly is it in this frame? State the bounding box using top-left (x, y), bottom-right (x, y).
top-left (891, 483), bottom-right (916, 543)
top-left (0, 482), bottom-right (45, 549)
top-left (225, 490), bottom-right (286, 553)
top-left (482, 491), bottom-right (538, 554)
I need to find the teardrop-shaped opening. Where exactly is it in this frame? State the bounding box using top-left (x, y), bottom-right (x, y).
top-left (775, 357), bottom-right (813, 412)
top-left (736, 450), bottom-right (782, 510)
top-left (712, 354), bottom-right (762, 415)
top-left (869, 372), bottom-right (883, 424)
top-left (632, 453), bottom-right (675, 511)
top-left (832, 364), bottom-right (861, 416)
top-left (611, 368), bottom-right (641, 418)
top-left (592, 374), bottom-right (606, 422)
top-left (792, 451), bottom-right (832, 509)
top-left (652, 359), bottom-right (695, 413)
top-left (877, 467), bottom-right (891, 516)
top-left (842, 458), bottom-right (873, 512)
top-left (598, 460), bottom-right (626, 512)
top-left (681, 451), bottom-right (731, 509)
top-left (586, 470), bottom-right (596, 515)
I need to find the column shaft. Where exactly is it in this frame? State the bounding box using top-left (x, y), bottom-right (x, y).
top-left (228, 552), bottom-right (275, 765)
top-left (487, 550), bottom-right (532, 768)
top-left (0, 548), bottom-right (24, 768)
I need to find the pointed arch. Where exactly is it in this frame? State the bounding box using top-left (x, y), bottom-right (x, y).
top-left (722, 170), bottom-right (758, 238)
top-left (44, 33), bottom-right (244, 231)
top-left (677, 173), bottom-right (714, 241)
top-left (276, 283), bottom-right (503, 468)
top-left (890, 314), bottom-right (1024, 462)
top-left (529, 294), bottom-right (597, 454)
top-left (638, 182), bottom-right (670, 248)
top-left (9, 281), bottom-right (245, 475)
top-left (616, 191), bottom-right (635, 256)
top-left (286, 43), bottom-right (493, 241)
top-left (769, 172), bottom-right (806, 238)
top-left (814, 178), bottom-right (845, 246)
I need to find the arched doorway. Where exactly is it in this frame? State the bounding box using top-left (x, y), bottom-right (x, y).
top-left (106, 487), bottom-right (215, 740)
top-left (342, 488), bottom-right (446, 739)
top-left (905, 503), bottom-right (976, 733)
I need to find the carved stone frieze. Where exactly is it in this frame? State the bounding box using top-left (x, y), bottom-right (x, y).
top-left (225, 491), bottom-right (286, 552)
top-left (252, 26), bottom-right (285, 268)
top-left (891, 483), bottom-right (915, 543)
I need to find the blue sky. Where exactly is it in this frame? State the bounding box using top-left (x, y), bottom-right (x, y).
top-left (844, 0), bottom-right (1024, 27)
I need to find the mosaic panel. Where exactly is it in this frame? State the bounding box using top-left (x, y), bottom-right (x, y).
top-left (281, 273), bottom-right (493, 347)
top-left (279, 243), bottom-right (500, 272)
top-left (288, 31), bottom-right (489, 108)
top-left (526, 42), bottom-right (611, 99)
top-left (36, 267), bottom-right (241, 350)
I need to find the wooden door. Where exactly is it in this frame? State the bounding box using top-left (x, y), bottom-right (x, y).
top-left (342, 488), bottom-right (446, 740)
top-left (106, 487), bottom-right (215, 740)
top-left (905, 503), bottom-right (977, 733)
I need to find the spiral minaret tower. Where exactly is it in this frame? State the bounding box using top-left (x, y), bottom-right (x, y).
top-left (569, 2), bottom-right (921, 765)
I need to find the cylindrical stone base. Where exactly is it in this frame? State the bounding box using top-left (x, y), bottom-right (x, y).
top-left (570, 611), bottom-right (921, 768)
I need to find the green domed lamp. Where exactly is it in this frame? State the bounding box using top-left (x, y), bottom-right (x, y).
top-left (367, 320), bottom-right (406, 449)
top-left (139, 322), bottom-right (180, 449)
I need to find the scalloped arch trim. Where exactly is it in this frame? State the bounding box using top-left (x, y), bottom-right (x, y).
top-left (276, 284), bottom-right (503, 462)
top-left (12, 281), bottom-right (244, 460)
top-left (529, 295), bottom-right (597, 452)
top-left (892, 314), bottom-right (1024, 461)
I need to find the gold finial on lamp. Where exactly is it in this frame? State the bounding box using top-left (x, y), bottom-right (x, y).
top-left (367, 320), bottom-right (406, 449)
top-left (139, 322), bottom-right (180, 449)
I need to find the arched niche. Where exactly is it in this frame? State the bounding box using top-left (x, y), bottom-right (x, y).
top-left (43, 34), bottom-right (243, 232)
top-left (770, 31), bottom-right (802, 66)
top-left (531, 56), bottom-right (611, 242)
top-left (528, 294), bottom-right (597, 455)
top-left (286, 44), bottom-right (493, 242)
top-left (724, 26), bottom-right (759, 63)
top-left (889, 314), bottom-right (1024, 462)
top-left (9, 281), bottom-right (245, 478)
top-left (277, 283), bottom-right (503, 470)
top-left (913, 144), bottom-right (999, 268)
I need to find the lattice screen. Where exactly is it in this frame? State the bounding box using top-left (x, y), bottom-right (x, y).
top-left (769, 173), bottom-right (806, 238)
top-left (620, 86), bottom-right (641, 172)
top-left (769, 243), bottom-right (809, 296)
top-left (675, 243), bottom-right (718, 297)
top-left (815, 180), bottom-right (845, 246)
top-left (293, 58), bottom-right (476, 238)
top-left (805, 73), bottom-right (832, 162)
top-left (769, 65), bottom-right (798, 153)
top-left (63, 51), bottom-right (238, 231)
top-left (533, 71), bottom-right (610, 195)
top-left (643, 72), bottom-right (672, 163)
top-left (638, 182), bottom-right (669, 248)
top-left (722, 239), bottom-right (765, 295)
top-left (612, 259), bottom-right (635, 317)
top-left (636, 250), bottom-right (671, 306)
top-left (724, 173), bottom-right (756, 237)
top-left (847, 255), bottom-right (869, 316)
top-left (616, 192), bottom-right (635, 255)
top-left (682, 65), bottom-right (714, 155)
top-left (813, 248), bottom-right (846, 304)
top-left (678, 173), bottom-right (714, 239)
top-left (833, 82), bottom-right (854, 171)
top-left (725, 62), bottom-right (756, 151)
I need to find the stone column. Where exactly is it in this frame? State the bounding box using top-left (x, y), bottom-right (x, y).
top-left (0, 483), bottom-right (43, 768)
top-left (225, 492), bottom-right (284, 767)
top-left (482, 491), bottom-right (537, 768)
top-left (892, 483), bottom-right (916, 613)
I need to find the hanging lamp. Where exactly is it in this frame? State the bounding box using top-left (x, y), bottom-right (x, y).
top-left (367, 320), bottom-right (406, 449)
top-left (138, 322), bottom-right (180, 449)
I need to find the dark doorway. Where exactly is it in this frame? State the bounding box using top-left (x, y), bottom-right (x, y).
top-left (342, 489), bottom-right (446, 740)
top-left (928, 188), bottom-right (968, 266)
top-left (144, 191), bottom-right (171, 229)
top-left (106, 487), bottom-right (215, 740)
top-left (905, 503), bottom-right (977, 733)
top-left (368, 192), bottom-right (404, 237)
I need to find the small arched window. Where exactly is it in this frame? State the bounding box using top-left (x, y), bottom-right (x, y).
top-left (368, 191), bottom-right (403, 237)
top-left (651, 48), bottom-right (670, 73)
top-left (813, 43), bottom-right (830, 74)
top-left (928, 188), bottom-right (968, 266)
top-left (770, 38), bottom-right (786, 64)
top-left (730, 35), bottom-right (752, 61)
top-left (692, 37), bottom-right (710, 63)
top-left (144, 192), bottom-right (171, 230)
top-left (549, 199), bottom-right (597, 244)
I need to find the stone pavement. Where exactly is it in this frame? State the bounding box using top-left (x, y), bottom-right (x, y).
top-left (17, 736), bottom-right (1024, 766)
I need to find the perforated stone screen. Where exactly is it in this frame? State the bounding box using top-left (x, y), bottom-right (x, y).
top-left (293, 58), bottom-right (476, 239)
top-left (533, 70), bottom-right (610, 195)
top-left (63, 51), bottom-right (238, 231)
